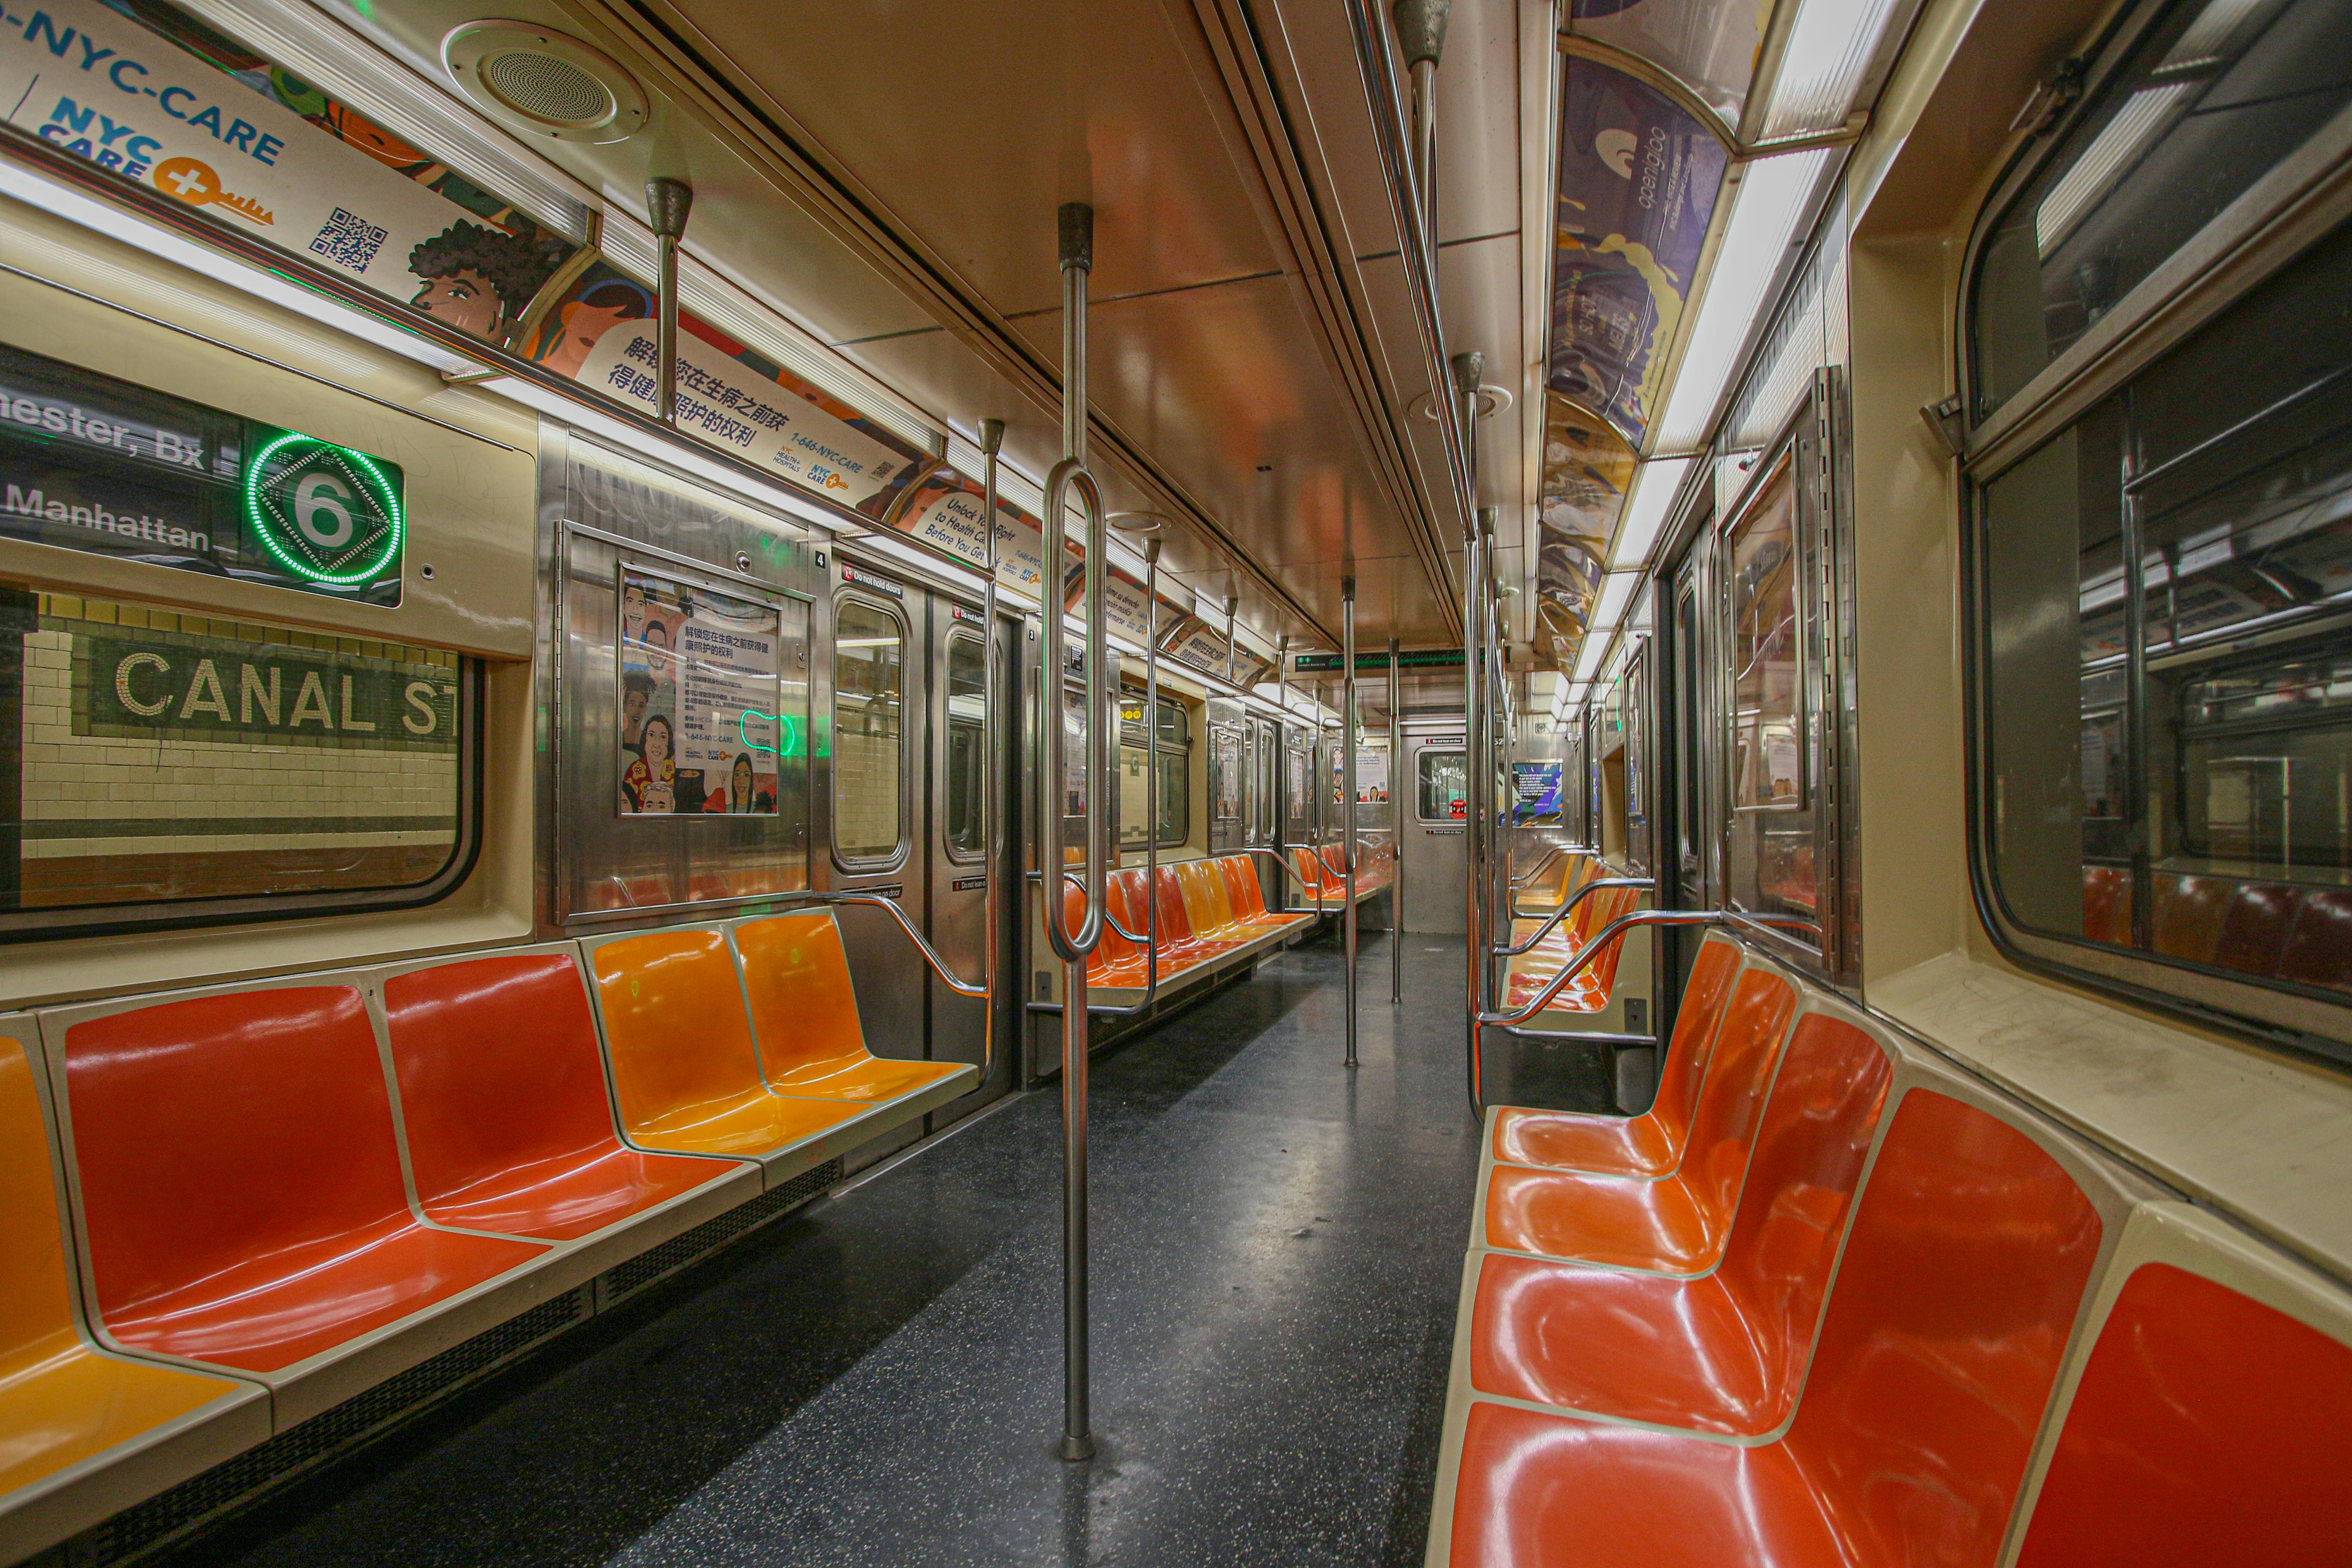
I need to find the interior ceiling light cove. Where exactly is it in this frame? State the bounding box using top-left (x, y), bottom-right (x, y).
top-left (1563, 0), bottom-right (1765, 129)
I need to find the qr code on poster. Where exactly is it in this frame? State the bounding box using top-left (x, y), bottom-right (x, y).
top-left (308, 208), bottom-right (388, 273)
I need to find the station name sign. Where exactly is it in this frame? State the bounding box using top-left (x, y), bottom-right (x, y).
top-left (0, 342), bottom-right (405, 603)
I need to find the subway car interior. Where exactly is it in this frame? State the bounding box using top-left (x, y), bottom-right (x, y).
top-left (2, 0), bottom-right (2350, 1560)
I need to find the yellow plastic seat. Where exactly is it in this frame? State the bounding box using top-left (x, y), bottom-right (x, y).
top-left (734, 913), bottom-right (970, 1105)
top-left (1176, 862), bottom-right (1251, 944)
top-left (587, 930), bottom-right (868, 1170)
top-left (0, 1028), bottom-right (264, 1559)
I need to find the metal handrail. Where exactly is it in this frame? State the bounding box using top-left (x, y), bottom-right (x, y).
top-left (1509, 845), bottom-right (1567, 889)
top-left (785, 892), bottom-right (986, 998)
top-left (1496, 877), bottom-right (1654, 957)
top-left (1240, 845), bottom-right (1328, 910)
top-left (1468, 908), bottom-right (1817, 1118)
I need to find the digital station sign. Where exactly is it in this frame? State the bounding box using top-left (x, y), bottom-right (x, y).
top-left (0, 342), bottom-right (404, 604)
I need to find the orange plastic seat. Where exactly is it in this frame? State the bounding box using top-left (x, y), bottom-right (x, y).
top-left (1289, 847), bottom-right (1331, 909)
top-left (1446, 1090), bottom-right (2105, 1568)
top-left (0, 1028), bottom-right (263, 1553)
top-left (2211, 880), bottom-right (2303, 977)
top-left (1087, 874), bottom-right (1149, 985)
top-left (383, 953), bottom-right (736, 1240)
top-left (1219, 855), bottom-right (1307, 929)
top-left (590, 930), bottom-right (868, 1159)
top-left (2279, 888), bottom-right (2352, 992)
top-left (1155, 866), bottom-right (1246, 959)
top-left (2013, 1254), bottom-right (2352, 1565)
top-left (59, 988), bottom-right (544, 1375)
top-left (1175, 861), bottom-right (1252, 944)
top-left (1481, 968), bottom-right (1798, 1271)
top-left (2082, 864), bottom-right (2132, 944)
top-left (1467, 1012), bottom-right (1894, 1435)
top-left (1491, 936), bottom-right (1743, 1174)
top-left (735, 913), bottom-right (971, 1106)
top-left (2152, 873), bottom-right (2231, 963)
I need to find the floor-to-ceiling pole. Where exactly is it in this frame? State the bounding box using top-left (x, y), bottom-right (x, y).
top-left (1342, 577), bottom-right (1359, 1069)
top-left (1389, 636), bottom-right (1403, 1005)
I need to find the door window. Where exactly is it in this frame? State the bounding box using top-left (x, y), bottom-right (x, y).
top-left (1418, 750), bottom-right (1468, 821)
top-left (943, 628), bottom-right (985, 860)
top-left (833, 597), bottom-right (905, 861)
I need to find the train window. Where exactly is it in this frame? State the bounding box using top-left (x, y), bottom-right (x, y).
top-left (1726, 457), bottom-right (1804, 812)
top-left (1418, 750), bottom-right (1468, 822)
top-left (1118, 692), bottom-right (1188, 850)
top-left (0, 588), bottom-right (474, 937)
top-left (1969, 0), bottom-right (2352, 419)
top-left (1975, 215), bottom-right (2352, 1040)
top-left (943, 630), bottom-right (986, 861)
top-left (833, 597), bottom-right (905, 862)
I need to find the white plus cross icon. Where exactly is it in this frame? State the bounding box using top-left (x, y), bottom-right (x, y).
top-left (165, 166), bottom-right (210, 199)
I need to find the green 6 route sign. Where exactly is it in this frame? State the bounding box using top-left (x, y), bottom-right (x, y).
top-left (241, 432), bottom-right (406, 588)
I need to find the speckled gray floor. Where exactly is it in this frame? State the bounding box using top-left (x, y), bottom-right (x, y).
top-left (148, 934), bottom-right (1610, 1568)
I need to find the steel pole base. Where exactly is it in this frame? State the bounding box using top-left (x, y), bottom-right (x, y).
top-left (1059, 1433), bottom-right (1097, 1462)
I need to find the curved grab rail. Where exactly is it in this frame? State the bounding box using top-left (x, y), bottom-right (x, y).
top-left (1040, 462), bottom-right (1109, 965)
top-left (1508, 845), bottom-right (1567, 890)
top-left (1494, 876), bottom-right (1654, 958)
top-left (1468, 907), bottom-right (1819, 1118)
top-left (787, 891), bottom-right (987, 998)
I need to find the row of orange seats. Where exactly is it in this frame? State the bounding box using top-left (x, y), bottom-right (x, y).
top-left (1067, 856), bottom-right (1317, 991)
top-left (2082, 864), bottom-right (2352, 989)
top-left (1429, 932), bottom-right (2352, 1565)
top-left (0, 912), bottom-right (971, 1562)
top-left (1501, 880), bottom-right (1643, 1017)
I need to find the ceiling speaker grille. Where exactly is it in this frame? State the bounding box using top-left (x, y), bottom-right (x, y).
top-left (481, 50), bottom-right (612, 125)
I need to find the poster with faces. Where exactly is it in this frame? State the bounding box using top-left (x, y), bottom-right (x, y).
top-left (618, 569), bottom-right (783, 817)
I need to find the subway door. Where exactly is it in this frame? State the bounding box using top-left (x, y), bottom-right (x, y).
top-left (925, 597), bottom-right (1004, 1122)
top-left (827, 570), bottom-right (928, 1163)
top-left (1400, 732), bottom-right (1468, 933)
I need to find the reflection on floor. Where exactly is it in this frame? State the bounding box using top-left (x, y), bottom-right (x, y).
top-left (148, 934), bottom-right (1610, 1568)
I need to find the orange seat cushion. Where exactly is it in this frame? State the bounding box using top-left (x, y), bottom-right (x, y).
top-left (63, 989), bottom-right (542, 1374)
top-left (0, 1032), bottom-right (245, 1494)
top-left (1469, 1014), bottom-right (1893, 1434)
top-left (1450, 1090), bottom-right (2104, 1567)
top-left (736, 913), bottom-right (963, 1101)
top-left (1484, 969), bottom-right (1798, 1270)
top-left (384, 953), bottom-right (731, 1240)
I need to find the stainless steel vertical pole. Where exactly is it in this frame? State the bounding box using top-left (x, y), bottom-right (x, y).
top-left (1392, 0), bottom-right (1448, 274)
top-left (980, 418), bottom-right (1004, 1081)
top-left (1462, 520), bottom-right (1484, 1107)
top-left (1275, 634), bottom-right (1290, 908)
top-left (644, 178), bottom-right (692, 425)
top-left (1224, 594), bottom-right (1240, 686)
top-left (1389, 635), bottom-right (1403, 1004)
top-left (1342, 577), bottom-right (1359, 1069)
top-left (1041, 200), bottom-right (1109, 1464)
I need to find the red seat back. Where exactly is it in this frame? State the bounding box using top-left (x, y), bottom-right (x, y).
top-left (2279, 888), bottom-right (2352, 992)
top-left (1672, 968), bottom-right (1798, 1216)
top-left (1715, 1014), bottom-right (1895, 1400)
top-left (2015, 1262), bottom-right (2352, 1566)
top-left (1065, 878), bottom-right (1134, 966)
top-left (383, 954), bottom-right (619, 1212)
top-left (2152, 873), bottom-right (2231, 963)
top-left (1652, 938), bottom-right (1742, 1144)
top-left (2082, 865), bottom-right (2132, 945)
top-left (1220, 856), bottom-right (1266, 917)
top-left (1152, 865), bottom-right (1199, 945)
top-left (63, 988), bottom-right (408, 1325)
top-left (1785, 1089), bottom-right (2103, 1565)
top-left (2212, 881), bottom-right (2302, 977)
top-left (1112, 869), bottom-right (1156, 943)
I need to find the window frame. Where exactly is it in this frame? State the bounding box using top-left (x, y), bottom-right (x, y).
top-left (1957, 0), bottom-right (2352, 1062)
top-left (1116, 685), bottom-right (1189, 852)
top-left (829, 587), bottom-right (912, 873)
top-left (941, 624), bottom-right (988, 866)
top-left (1416, 747), bottom-right (1469, 824)
top-left (0, 591), bottom-right (485, 943)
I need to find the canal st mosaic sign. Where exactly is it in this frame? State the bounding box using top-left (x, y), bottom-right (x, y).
top-left (0, 342), bottom-right (406, 604)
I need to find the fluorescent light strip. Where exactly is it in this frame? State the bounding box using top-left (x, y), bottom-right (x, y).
top-left (944, 433), bottom-right (1048, 519)
top-left (1654, 148), bottom-right (1833, 454)
top-left (1609, 458), bottom-right (1695, 571)
top-left (0, 160), bottom-right (479, 374)
top-left (599, 205), bottom-right (943, 456)
top-left (1758, 0), bottom-right (1904, 143)
top-left (2163, 0), bottom-right (2271, 70)
top-left (1572, 634), bottom-right (1611, 683)
top-left (1589, 570), bottom-right (1642, 630)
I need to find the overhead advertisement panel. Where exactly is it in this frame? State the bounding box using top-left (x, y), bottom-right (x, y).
top-left (0, 0), bottom-right (580, 342)
top-left (2, 0), bottom-right (930, 522)
top-left (1547, 54), bottom-right (1728, 445)
top-left (879, 468), bottom-right (1060, 600)
top-left (1563, 0), bottom-right (1763, 129)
